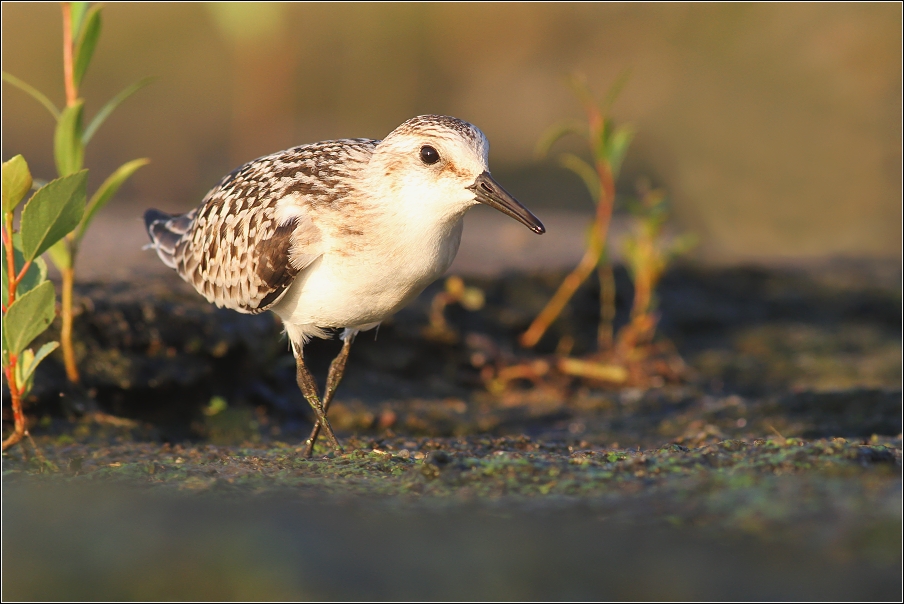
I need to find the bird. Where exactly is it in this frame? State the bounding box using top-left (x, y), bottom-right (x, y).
top-left (144, 115), bottom-right (545, 456)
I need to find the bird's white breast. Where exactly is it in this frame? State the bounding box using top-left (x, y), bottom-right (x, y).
top-left (272, 211), bottom-right (464, 331)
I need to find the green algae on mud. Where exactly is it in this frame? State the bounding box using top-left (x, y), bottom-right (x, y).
top-left (4, 433), bottom-right (901, 600)
top-left (5, 434), bottom-right (900, 554)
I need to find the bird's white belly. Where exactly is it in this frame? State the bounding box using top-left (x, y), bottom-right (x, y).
top-left (273, 218), bottom-right (463, 330)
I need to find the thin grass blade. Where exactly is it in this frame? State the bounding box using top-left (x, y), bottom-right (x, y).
top-left (83, 77), bottom-right (154, 144)
top-left (566, 73), bottom-right (597, 116)
top-left (559, 153), bottom-right (601, 203)
top-left (602, 69), bottom-right (632, 114)
top-left (2, 72), bottom-right (60, 120)
top-left (75, 158), bottom-right (150, 244)
top-left (535, 120), bottom-right (586, 159)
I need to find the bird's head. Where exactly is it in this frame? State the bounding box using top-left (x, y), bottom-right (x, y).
top-left (368, 115), bottom-right (545, 234)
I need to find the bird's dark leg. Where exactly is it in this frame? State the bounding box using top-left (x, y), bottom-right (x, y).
top-left (303, 334), bottom-right (354, 458)
top-left (292, 342), bottom-right (342, 451)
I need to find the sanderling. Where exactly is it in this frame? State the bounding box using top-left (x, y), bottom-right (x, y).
top-left (144, 115), bottom-right (545, 456)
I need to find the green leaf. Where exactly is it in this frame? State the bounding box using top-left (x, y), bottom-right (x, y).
top-left (70, 2), bottom-right (90, 37)
top-left (593, 118), bottom-right (611, 162)
top-left (535, 120), bottom-right (586, 159)
top-left (2, 155), bottom-right (33, 214)
top-left (1, 72), bottom-right (60, 121)
top-left (602, 69), bottom-right (631, 114)
top-left (18, 341), bottom-right (60, 393)
top-left (21, 256), bottom-right (48, 297)
top-left (73, 5), bottom-right (102, 88)
top-left (46, 239), bottom-right (73, 271)
top-left (10, 344), bottom-right (55, 396)
top-left (1, 280), bottom-right (56, 356)
top-left (54, 101), bottom-right (85, 176)
top-left (83, 77), bottom-right (155, 144)
top-left (19, 171), bottom-right (87, 263)
top-left (566, 73), bottom-right (597, 116)
top-left (14, 347), bottom-right (33, 392)
top-left (559, 153), bottom-right (601, 203)
top-left (666, 232), bottom-right (699, 259)
top-left (606, 124), bottom-right (634, 179)
top-left (75, 158), bottom-right (150, 244)
top-left (620, 236), bottom-right (642, 279)
top-left (1, 234), bottom-right (49, 303)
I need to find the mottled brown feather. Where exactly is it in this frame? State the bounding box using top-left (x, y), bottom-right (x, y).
top-left (149, 138), bottom-right (376, 314)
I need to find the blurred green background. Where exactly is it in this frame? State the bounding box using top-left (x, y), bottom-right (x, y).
top-left (2, 2), bottom-right (901, 263)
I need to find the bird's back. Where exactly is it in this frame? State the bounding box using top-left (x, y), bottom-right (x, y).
top-left (144, 139), bottom-right (376, 314)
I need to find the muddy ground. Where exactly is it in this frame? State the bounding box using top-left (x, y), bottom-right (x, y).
top-left (3, 261), bottom-right (902, 600)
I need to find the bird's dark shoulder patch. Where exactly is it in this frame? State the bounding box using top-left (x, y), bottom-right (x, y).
top-left (252, 218), bottom-right (302, 312)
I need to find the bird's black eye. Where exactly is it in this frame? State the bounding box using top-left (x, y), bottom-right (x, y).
top-left (420, 145), bottom-right (440, 165)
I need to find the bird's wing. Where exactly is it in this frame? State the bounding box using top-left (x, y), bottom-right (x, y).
top-left (147, 139), bottom-right (377, 314)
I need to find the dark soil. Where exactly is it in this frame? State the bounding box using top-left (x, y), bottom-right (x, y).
top-left (3, 261), bottom-right (902, 600)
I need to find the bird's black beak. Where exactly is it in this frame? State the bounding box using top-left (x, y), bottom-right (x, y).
top-left (468, 171), bottom-right (545, 234)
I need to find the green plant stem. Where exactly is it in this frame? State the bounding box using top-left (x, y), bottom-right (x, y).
top-left (62, 3), bottom-right (78, 106)
top-left (2, 216), bottom-right (26, 450)
top-left (520, 152), bottom-right (616, 349)
top-left (598, 259), bottom-right (615, 350)
top-left (3, 216), bottom-right (16, 308)
top-left (520, 228), bottom-right (604, 349)
top-left (14, 260), bottom-right (33, 289)
top-left (60, 3), bottom-right (80, 384)
top-left (60, 263), bottom-right (79, 383)
top-left (1, 356), bottom-right (27, 451)
top-left (622, 230), bottom-right (661, 350)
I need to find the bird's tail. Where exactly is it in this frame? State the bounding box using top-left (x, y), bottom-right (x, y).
top-left (143, 208), bottom-right (196, 270)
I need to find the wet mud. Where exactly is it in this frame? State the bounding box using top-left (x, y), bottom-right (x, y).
top-left (3, 261), bottom-right (902, 599)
